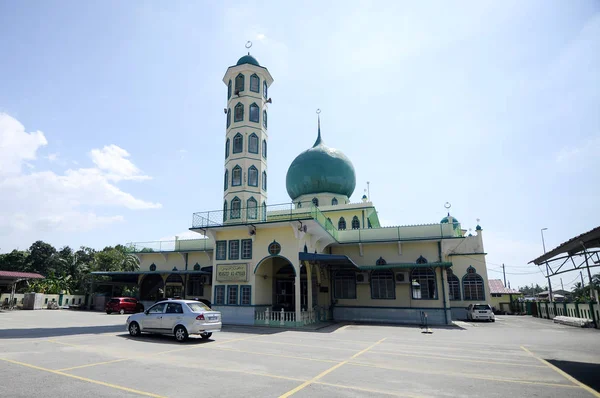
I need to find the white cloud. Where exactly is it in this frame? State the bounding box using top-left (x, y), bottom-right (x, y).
top-left (0, 113), bottom-right (47, 176)
top-left (256, 33), bottom-right (266, 40)
top-left (556, 136), bottom-right (600, 166)
top-left (90, 144), bottom-right (151, 181)
top-left (0, 113), bottom-right (161, 241)
top-left (46, 153), bottom-right (59, 162)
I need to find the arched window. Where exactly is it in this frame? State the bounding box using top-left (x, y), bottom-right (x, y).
top-left (225, 138), bottom-right (230, 158)
top-left (416, 255), bottom-right (428, 264)
top-left (233, 133), bottom-right (243, 154)
top-left (463, 266), bottom-right (484, 300)
top-left (312, 197), bottom-right (319, 207)
top-left (234, 103), bottom-right (244, 122)
top-left (263, 110), bottom-right (267, 129)
top-left (411, 268), bottom-right (437, 299)
top-left (371, 270), bottom-right (395, 299)
top-left (247, 197), bottom-right (257, 219)
top-left (297, 202), bottom-right (302, 208)
top-left (447, 270), bottom-right (461, 301)
top-left (224, 169), bottom-right (229, 190)
top-left (250, 74), bottom-right (260, 93)
top-left (376, 257), bottom-right (387, 265)
top-left (223, 201), bottom-right (228, 222)
top-left (334, 271), bottom-right (356, 299)
top-left (232, 165), bottom-right (242, 186)
top-left (249, 103), bottom-right (259, 123)
top-left (248, 166), bottom-right (258, 187)
top-left (226, 109), bottom-right (231, 128)
top-left (262, 139), bottom-right (267, 158)
top-left (227, 80), bottom-right (232, 99)
top-left (331, 197), bottom-right (338, 206)
top-left (262, 201), bottom-right (267, 221)
top-left (230, 197), bottom-right (241, 219)
top-left (235, 73), bottom-right (244, 93)
top-left (248, 133), bottom-right (259, 154)
top-left (263, 80), bottom-right (268, 99)
top-left (338, 217), bottom-right (346, 230)
top-left (351, 216), bottom-right (360, 229)
top-left (262, 171), bottom-right (267, 191)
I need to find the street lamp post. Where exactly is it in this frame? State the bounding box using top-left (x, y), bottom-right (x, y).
top-left (541, 228), bottom-right (554, 302)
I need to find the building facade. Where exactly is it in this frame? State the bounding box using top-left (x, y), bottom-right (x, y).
top-left (96, 52), bottom-right (491, 326)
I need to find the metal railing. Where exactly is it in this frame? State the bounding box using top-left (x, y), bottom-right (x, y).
top-left (125, 239), bottom-right (212, 253)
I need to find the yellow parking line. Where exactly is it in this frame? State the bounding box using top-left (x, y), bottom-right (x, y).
top-left (367, 349), bottom-right (546, 368)
top-left (58, 358), bottom-right (131, 372)
top-left (278, 338), bottom-right (386, 398)
top-left (47, 339), bottom-right (84, 348)
top-left (520, 346), bottom-right (600, 397)
top-left (348, 361), bottom-right (582, 388)
top-left (234, 339), bottom-right (357, 352)
top-left (205, 346), bottom-right (339, 364)
top-left (315, 381), bottom-right (425, 398)
top-left (0, 358), bottom-right (165, 397)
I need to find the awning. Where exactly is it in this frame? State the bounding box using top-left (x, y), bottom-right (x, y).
top-left (358, 262), bottom-right (452, 271)
top-left (299, 253), bottom-right (360, 270)
top-left (530, 225), bottom-right (600, 265)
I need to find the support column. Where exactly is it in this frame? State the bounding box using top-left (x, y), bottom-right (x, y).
top-left (295, 268), bottom-right (301, 325)
top-left (306, 262), bottom-right (313, 311)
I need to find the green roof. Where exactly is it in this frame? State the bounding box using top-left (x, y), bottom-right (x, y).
top-left (441, 215), bottom-right (459, 224)
top-left (236, 54), bottom-right (260, 66)
top-left (359, 262), bottom-right (452, 271)
top-left (285, 122), bottom-right (356, 200)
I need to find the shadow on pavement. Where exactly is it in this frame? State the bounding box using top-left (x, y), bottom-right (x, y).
top-left (0, 324), bottom-right (124, 339)
top-left (116, 333), bottom-right (217, 345)
top-left (546, 359), bottom-right (600, 392)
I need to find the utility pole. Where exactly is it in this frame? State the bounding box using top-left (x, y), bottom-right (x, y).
top-left (503, 263), bottom-right (507, 286)
top-left (540, 228), bottom-right (554, 301)
top-left (561, 278), bottom-right (564, 291)
top-left (580, 271), bottom-right (585, 287)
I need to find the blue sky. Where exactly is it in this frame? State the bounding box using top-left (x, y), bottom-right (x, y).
top-left (0, 1), bottom-right (598, 291)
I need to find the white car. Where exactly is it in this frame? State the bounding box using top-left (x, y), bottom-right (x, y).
top-left (126, 299), bottom-right (222, 342)
top-left (466, 303), bottom-right (495, 322)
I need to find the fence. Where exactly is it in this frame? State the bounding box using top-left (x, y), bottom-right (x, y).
top-left (525, 301), bottom-right (600, 328)
top-left (254, 307), bottom-right (330, 327)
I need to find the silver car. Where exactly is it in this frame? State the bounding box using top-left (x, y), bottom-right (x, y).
top-left (126, 299), bottom-right (222, 342)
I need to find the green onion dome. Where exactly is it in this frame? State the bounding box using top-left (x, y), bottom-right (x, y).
top-left (236, 54), bottom-right (260, 67)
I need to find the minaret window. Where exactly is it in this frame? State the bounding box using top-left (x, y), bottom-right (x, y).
top-left (263, 80), bottom-right (268, 99)
top-left (227, 80), bottom-right (232, 99)
top-left (338, 217), bottom-right (346, 230)
top-left (262, 201), bottom-right (267, 221)
top-left (232, 165), bottom-right (242, 186)
top-left (312, 197), bottom-right (319, 207)
top-left (249, 103), bottom-right (260, 123)
top-left (225, 138), bottom-right (230, 159)
top-left (262, 139), bottom-right (267, 159)
top-left (234, 103), bottom-right (244, 122)
top-left (352, 216), bottom-right (360, 229)
top-left (233, 133), bottom-right (243, 154)
top-left (331, 197), bottom-right (338, 206)
top-left (262, 171), bottom-right (267, 191)
top-left (263, 110), bottom-right (267, 128)
top-left (250, 74), bottom-right (260, 93)
top-left (226, 109), bottom-right (231, 128)
top-left (224, 169), bottom-right (229, 190)
top-left (248, 133), bottom-right (259, 153)
top-left (223, 201), bottom-right (228, 222)
top-left (247, 197), bottom-right (257, 219)
top-left (235, 73), bottom-right (244, 93)
top-left (230, 197), bottom-right (241, 219)
top-left (248, 166), bottom-right (258, 187)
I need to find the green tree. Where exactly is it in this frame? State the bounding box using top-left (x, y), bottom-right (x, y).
top-left (28, 240), bottom-right (58, 275)
top-left (0, 250), bottom-right (29, 272)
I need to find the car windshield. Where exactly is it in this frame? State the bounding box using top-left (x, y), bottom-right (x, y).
top-left (109, 299), bottom-right (119, 304)
top-left (474, 305), bottom-right (491, 310)
top-left (187, 302), bottom-right (211, 312)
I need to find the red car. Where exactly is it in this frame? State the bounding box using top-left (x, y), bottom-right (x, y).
top-left (105, 297), bottom-right (144, 314)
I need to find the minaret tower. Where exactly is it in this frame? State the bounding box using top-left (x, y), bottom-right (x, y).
top-left (222, 42), bottom-right (274, 223)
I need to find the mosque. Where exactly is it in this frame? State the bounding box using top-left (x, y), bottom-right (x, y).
top-left (92, 50), bottom-right (490, 326)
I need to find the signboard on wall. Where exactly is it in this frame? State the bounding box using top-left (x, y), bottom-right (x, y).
top-left (216, 264), bottom-right (248, 282)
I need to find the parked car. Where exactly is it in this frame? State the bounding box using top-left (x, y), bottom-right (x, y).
top-left (466, 303), bottom-right (495, 322)
top-left (126, 299), bottom-right (221, 342)
top-left (105, 297), bottom-right (144, 315)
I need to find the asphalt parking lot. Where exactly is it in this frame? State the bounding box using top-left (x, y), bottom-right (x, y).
top-left (1, 310), bottom-right (599, 398)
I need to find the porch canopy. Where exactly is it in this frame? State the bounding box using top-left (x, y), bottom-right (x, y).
top-left (529, 225), bottom-right (600, 276)
top-left (299, 253), bottom-right (452, 271)
top-left (0, 271), bottom-right (44, 289)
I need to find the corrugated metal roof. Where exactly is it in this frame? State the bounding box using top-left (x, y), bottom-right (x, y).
top-left (530, 225), bottom-right (600, 265)
top-left (488, 279), bottom-right (520, 294)
top-left (0, 271), bottom-right (44, 279)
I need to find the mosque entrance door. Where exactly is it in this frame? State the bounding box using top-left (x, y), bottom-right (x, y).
top-left (272, 264), bottom-right (308, 311)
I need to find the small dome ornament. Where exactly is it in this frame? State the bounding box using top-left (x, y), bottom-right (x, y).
top-left (475, 218), bottom-right (482, 231)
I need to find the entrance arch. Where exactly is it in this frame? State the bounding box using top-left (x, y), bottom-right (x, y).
top-left (140, 274), bottom-right (164, 301)
top-left (254, 255), bottom-right (307, 312)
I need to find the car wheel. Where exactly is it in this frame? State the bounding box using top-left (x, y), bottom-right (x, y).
top-left (174, 326), bottom-right (188, 343)
top-left (491, 319), bottom-right (496, 322)
top-left (106, 310), bottom-right (112, 314)
top-left (201, 332), bottom-right (212, 340)
top-left (119, 308), bottom-right (125, 315)
top-left (129, 322), bottom-right (141, 337)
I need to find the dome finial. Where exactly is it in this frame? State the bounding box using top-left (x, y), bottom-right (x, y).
top-left (313, 109), bottom-right (323, 147)
top-left (245, 40), bottom-right (252, 55)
